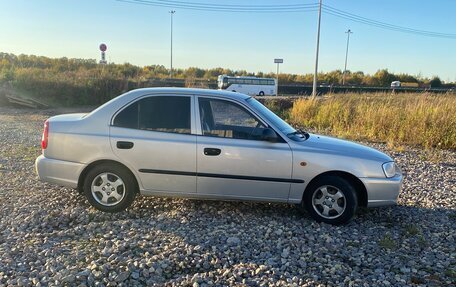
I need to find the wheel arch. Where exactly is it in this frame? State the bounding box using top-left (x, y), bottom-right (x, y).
top-left (77, 159), bottom-right (140, 194)
top-left (304, 170), bottom-right (368, 207)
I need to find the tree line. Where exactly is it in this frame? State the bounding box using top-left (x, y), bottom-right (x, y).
top-left (0, 53), bottom-right (452, 106)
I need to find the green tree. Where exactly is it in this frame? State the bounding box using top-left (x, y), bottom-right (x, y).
top-left (372, 69), bottom-right (397, 86)
top-left (429, 76), bottom-right (442, 87)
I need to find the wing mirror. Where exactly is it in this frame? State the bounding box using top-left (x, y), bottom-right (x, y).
top-left (262, 128), bottom-right (278, 143)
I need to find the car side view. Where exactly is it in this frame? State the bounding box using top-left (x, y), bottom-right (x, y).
top-left (35, 88), bottom-right (402, 224)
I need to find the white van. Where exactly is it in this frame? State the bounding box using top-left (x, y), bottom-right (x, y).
top-left (391, 81), bottom-right (401, 87)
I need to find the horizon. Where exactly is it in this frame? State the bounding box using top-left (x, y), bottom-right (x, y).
top-left (1, 0), bottom-right (455, 81)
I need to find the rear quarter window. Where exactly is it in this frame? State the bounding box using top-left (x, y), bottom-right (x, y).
top-left (113, 101), bottom-right (139, 128)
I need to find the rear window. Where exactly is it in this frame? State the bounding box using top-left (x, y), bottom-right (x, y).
top-left (113, 96), bottom-right (191, 134)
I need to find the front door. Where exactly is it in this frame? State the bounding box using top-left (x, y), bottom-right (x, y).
top-left (196, 97), bottom-right (293, 201)
top-left (110, 94), bottom-right (196, 193)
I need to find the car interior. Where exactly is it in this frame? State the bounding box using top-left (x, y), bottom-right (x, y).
top-left (199, 98), bottom-right (268, 141)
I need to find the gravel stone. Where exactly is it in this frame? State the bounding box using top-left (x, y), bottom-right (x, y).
top-left (226, 237), bottom-right (241, 246)
top-left (0, 107), bottom-right (455, 286)
top-left (131, 271), bottom-right (140, 280)
top-left (115, 271), bottom-right (130, 282)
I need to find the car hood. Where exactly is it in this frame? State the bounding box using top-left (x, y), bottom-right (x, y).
top-left (294, 133), bottom-right (392, 162)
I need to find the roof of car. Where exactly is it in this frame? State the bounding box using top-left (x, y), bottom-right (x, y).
top-left (87, 88), bottom-right (252, 119)
top-left (129, 87), bottom-right (251, 101)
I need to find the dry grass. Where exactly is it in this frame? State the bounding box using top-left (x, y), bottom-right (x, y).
top-left (289, 92), bottom-right (456, 150)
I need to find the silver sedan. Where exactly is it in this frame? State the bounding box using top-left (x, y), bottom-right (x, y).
top-left (35, 88), bottom-right (402, 224)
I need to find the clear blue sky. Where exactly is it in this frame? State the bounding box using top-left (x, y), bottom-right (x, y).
top-left (1, 0), bottom-right (455, 81)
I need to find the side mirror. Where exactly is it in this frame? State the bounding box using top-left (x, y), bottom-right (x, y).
top-left (262, 128), bottom-right (278, 143)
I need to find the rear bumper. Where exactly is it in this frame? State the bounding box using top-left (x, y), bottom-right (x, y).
top-left (35, 155), bottom-right (86, 188)
top-left (360, 175), bottom-right (403, 207)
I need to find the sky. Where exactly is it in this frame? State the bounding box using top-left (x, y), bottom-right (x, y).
top-left (0, 0), bottom-right (455, 81)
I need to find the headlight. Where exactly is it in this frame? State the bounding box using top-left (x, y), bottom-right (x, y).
top-left (382, 162), bottom-right (401, 178)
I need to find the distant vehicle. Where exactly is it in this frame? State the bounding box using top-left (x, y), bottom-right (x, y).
top-left (217, 75), bottom-right (276, 96)
top-left (391, 81), bottom-right (401, 87)
top-left (391, 81), bottom-right (422, 88)
top-left (35, 88), bottom-right (402, 225)
top-left (401, 82), bottom-right (420, 88)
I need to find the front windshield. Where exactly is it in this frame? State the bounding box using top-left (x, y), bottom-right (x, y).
top-left (246, 97), bottom-right (296, 135)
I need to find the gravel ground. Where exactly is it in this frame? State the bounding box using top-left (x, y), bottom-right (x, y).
top-left (0, 107), bottom-right (455, 287)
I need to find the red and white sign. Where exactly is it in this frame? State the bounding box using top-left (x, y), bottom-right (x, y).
top-left (99, 43), bottom-right (107, 52)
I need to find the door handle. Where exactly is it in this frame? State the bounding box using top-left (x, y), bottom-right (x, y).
top-left (117, 141), bottom-right (134, 149)
top-left (204, 148), bottom-right (221, 156)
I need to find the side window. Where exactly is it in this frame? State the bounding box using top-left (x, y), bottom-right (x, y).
top-left (113, 101), bottom-right (139, 129)
top-left (114, 96), bottom-right (191, 134)
top-left (199, 98), bottom-right (267, 140)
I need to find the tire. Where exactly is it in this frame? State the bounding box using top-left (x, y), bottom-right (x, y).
top-left (259, 91), bottom-right (265, 96)
top-left (302, 175), bottom-right (358, 225)
top-left (83, 163), bottom-right (137, 212)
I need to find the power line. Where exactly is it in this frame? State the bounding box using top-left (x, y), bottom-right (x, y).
top-left (322, 4), bottom-right (456, 39)
top-left (116, 0), bottom-right (319, 13)
top-left (323, 4), bottom-right (456, 37)
top-left (117, 0), bottom-right (456, 39)
top-left (155, 0), bottom-right (319, 9)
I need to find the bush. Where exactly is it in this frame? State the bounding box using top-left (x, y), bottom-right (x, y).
top-left (289, 93), bottom-right (456, 150)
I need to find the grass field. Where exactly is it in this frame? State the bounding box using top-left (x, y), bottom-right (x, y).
top-left (285, 92), bottom-right (456, 150)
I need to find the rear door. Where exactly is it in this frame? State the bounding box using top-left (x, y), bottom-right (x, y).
top-left (196, 96), bottom-right (293, 201)
top-left (110, 94), bottom-right (197, 193)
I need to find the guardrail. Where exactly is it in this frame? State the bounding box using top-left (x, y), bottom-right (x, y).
top-left (278, 85), bottom-right (453, 95)
top-left (145, 78), bottom-right (454, 95)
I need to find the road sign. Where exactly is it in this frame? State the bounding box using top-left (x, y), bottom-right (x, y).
top-left (274, 58), bottom-right (283, 64)
top-left (99, 43), bottom-right (107, 52)
top-left (99, 43), bottom-right (107, 64)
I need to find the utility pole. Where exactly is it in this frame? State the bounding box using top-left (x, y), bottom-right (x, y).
top-left (274, 58), bottom-right (283, 96)
top-left (276, 62), bottom-right (279, 96)
top-left (312, 0), bottom-right (322, 96)
top-left (342, 29), bottom-right (353, 85)
top-left (169, 10), bottom-right (175, 78)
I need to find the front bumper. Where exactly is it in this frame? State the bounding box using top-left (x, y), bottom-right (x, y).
top-left (360, 175), bottom-right (403, 207)
top-left (35, 155), bottom-right (86, 188)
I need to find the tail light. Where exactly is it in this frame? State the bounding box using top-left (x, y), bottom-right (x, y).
top-left (41, 120), bottom-right (49, 149)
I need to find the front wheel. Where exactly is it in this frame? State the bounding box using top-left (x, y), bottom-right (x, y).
top-left (302, 175), bottom-right (358, 225)
top-left (83, 164), bottom-right (137, 212)
top-left (258, 91), bottom-right (265, 96)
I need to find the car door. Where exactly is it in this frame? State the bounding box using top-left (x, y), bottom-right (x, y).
top-left (196, 96), bottom-right (293, 201)
top-left (110, 94), bottom-right (197, 193)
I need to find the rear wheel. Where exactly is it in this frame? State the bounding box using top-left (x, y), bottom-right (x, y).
top-left (259, 91), bottom-right (265, 96)
top-left (302, 175), bottom-right (358, 225)
top-left (83, 164), bottom-right (137, 212)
